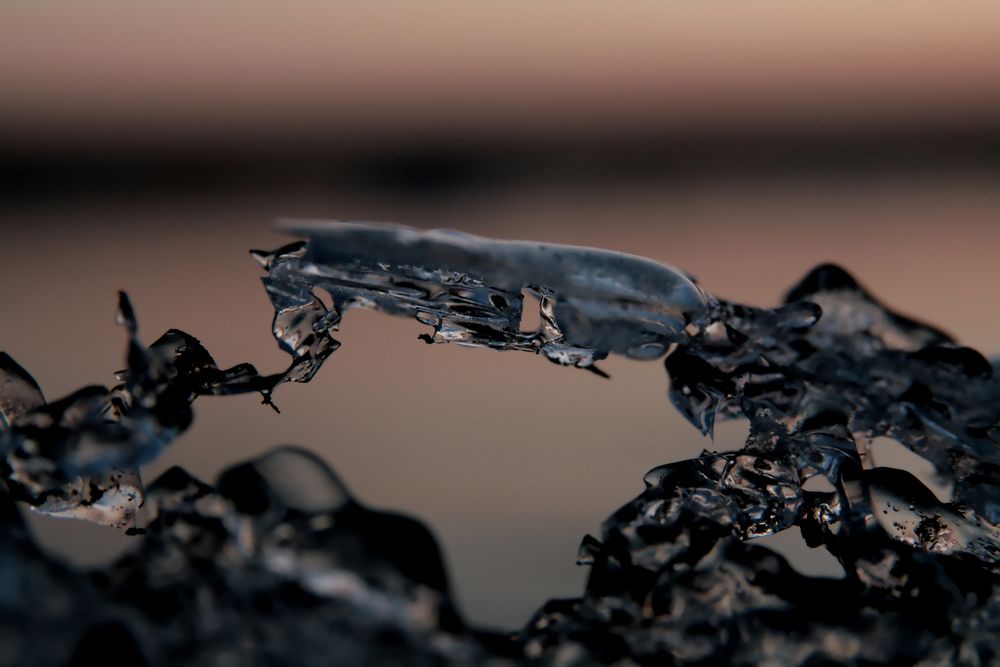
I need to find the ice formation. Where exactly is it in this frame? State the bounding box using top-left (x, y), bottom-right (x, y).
top-left (2, 222), bottom-right (998, 665)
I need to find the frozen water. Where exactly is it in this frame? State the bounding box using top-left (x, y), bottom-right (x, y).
top-left (2, 222), bottom-right (999, 664)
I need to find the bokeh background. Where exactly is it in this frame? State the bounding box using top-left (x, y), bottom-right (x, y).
top-left (2, 1), bottom-right (999, 628)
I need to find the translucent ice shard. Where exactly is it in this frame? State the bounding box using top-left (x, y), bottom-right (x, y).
top-left (256, 221), bottom-right (712, 382)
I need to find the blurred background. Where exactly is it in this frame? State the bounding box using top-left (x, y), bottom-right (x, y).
top-left (2, 1), bottom-right (999, 628)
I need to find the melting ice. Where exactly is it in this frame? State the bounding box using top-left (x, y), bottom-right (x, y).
top-left (2, 221), bottom-right (999, 665)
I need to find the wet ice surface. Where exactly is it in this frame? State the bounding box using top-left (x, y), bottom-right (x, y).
top-left (255, 220), bottom-right (711, 382)
top-left (3, 221), bottom-right (1000, 665)
top-left (0, 294), bottom-right (281, 531)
